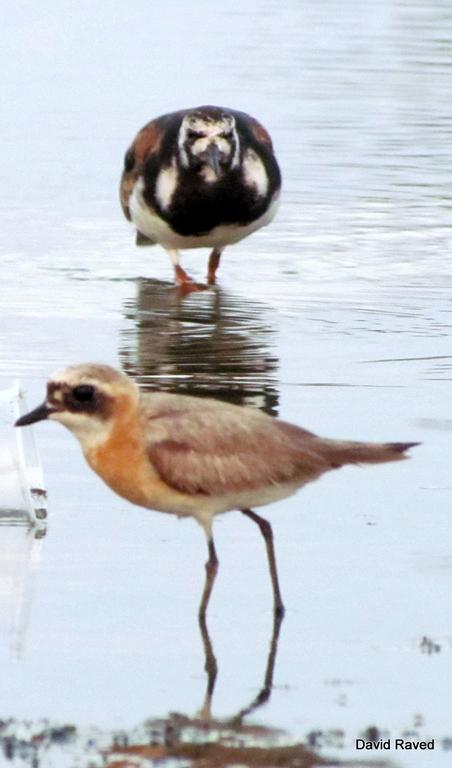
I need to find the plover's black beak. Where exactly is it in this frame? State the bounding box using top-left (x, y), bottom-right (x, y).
top-left (15, 402), bottom-right (51, 427)
top-left (201, 144), bottom-right (222, 176)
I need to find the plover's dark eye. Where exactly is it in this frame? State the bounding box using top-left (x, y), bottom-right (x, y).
top-left (187, 129), bottom-right (202, 140)
top-left (72, 385), bottom-right (95, 403)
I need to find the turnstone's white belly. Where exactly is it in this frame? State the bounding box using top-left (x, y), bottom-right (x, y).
top-left (129, 178), bottom-right (280, 250)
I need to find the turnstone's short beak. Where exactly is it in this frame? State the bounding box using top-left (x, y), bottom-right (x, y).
top-left (15, 402), bottom-right (51, 427)
top-left (200, 144), bottom-right (222, 177)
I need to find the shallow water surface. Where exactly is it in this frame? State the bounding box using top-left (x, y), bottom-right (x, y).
top-left (1, 1), bottom-right (452, 767)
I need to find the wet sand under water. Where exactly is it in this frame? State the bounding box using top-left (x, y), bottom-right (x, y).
top-left (1, 714), bottom-right (388, 768)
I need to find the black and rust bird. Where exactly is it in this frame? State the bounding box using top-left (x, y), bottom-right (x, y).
top-left (120, 105), bottom-right (281, 289)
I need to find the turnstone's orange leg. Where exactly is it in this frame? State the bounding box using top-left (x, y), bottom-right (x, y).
top-left (169, 250), bottom-right (208, 293)
top-left (174, 263), bottom-right (195, 284)
top-left (207, 247), bottom-right (222, 285)
top-left (241, 508), bottom-right (285, 618)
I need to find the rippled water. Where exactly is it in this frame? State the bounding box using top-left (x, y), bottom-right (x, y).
top-left (1, 1), bottom-right (452, 766)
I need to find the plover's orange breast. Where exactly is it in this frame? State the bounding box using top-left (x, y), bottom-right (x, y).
top-left (87, 438), bottom-right (157, 509)
top-left (84, 416), bottom-right (205, 517)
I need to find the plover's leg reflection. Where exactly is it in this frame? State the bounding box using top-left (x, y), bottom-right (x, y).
top-left (230, 609), bottom-right (284, 724)
top-left (197, 534), bottom-right (219, 719)
top-left (197, 610), bottom-right (218, 720)
top-left (196, 595), bottom-right (284, 723)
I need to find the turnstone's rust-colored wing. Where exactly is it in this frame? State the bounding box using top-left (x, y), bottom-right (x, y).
top-left (119, 118), bottom-right (166, 221)
top-left (236, 111), bottom-right (274, 148)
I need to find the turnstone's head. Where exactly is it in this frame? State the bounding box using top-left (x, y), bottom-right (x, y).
top-left (177, 106), bottom-right (240, 181)
top-left (15, 364), bottom-right (139, 449)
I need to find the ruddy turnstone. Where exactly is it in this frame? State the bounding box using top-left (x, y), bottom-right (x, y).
top-left (16, 364), bottom-right (418, 617)
top-left (120, 106), bottom-right (281, 288)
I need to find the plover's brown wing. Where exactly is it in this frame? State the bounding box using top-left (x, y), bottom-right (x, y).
top-left (143, 394), bottom-right (418, 496)
top-left (273, 420), bottom-right (418, 467)
top-left (143, 395), bottom-right (329, 496)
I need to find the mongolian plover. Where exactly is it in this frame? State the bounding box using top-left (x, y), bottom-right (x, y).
top-left (16, 364), bottom-right (418, 617)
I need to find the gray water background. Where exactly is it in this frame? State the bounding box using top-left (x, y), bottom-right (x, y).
top-left (1, 1), bottom-right (452, 765)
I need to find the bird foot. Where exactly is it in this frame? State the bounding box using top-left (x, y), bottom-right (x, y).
top-left (174, 265), bottom-right (209, 293)
top-left (176, 281), bottom-right (209, 295)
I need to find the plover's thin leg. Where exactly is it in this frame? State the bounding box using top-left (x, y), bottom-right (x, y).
top-left (198, 536), bottom-right (219, 620)
top-left (241, 508), bottom-right (285, 617)
top-left (207, 247), bottom-right (223, 285)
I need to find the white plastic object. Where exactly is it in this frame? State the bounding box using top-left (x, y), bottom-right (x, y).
top-left (0, 381), bottom-right (47, 526)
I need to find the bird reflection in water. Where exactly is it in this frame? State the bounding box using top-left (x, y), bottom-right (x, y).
top-left (198, 604), bottom-right (283, 723)
top-left (120, 279), bottom-right (282, 720)
top-left (119, 279), bottom-right (279, 415)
